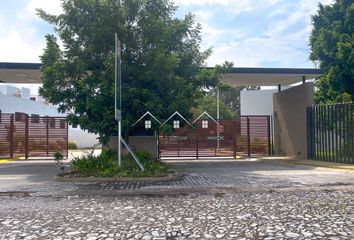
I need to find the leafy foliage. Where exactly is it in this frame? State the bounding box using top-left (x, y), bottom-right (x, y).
top-left (310, 0), bottom-right (354, 103)
top-left (70, 149), bottom-right (175, 177)
top-left (192, 94), bottom-right (235, 119)
top-left (38, 0), bottom-right (219, 144)
top-left (54, 151), bottom-right (65, 173)
top-left (68, 141), bottom-right (77, 150)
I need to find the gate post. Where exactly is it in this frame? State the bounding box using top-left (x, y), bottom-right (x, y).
top-left (247, 117), bottom-right (251, 157)
top-left (157, 132), bottom-right (160, 159)
top-left (233, 118), bottom-right (236, 158)
top-left (25, 114), bottom-right (29, 159)
top-left (177, 137), bottom-right (180, 157)
top-left (46, 116), bottom-right (49, 157)
top-left (66, 119), bottom-right (69, 159)
top-left (9, 114), bottom-right (14, 159)
top-left (267, 116), bottom-right (271, 156)
top-left (196, 121), bottom-right (199, 159)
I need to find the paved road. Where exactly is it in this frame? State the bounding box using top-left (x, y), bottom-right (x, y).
top-left (167, 160), bottom-right (354, 186)
top-left (1, 159), bottom-right (354, 195)
top-left (0, 159), bottom-right (354, 239)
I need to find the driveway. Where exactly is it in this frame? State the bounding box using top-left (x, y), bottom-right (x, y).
top-left (0, 158), bottom-right (354, 196)
top-left (1, 159), bottom-right (354, 239)
top-left (166, 160), bottom-right (354, 187)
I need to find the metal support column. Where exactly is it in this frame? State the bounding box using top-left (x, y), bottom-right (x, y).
top-left (247, 117), bottom-right (251, 157)
top-left (25, 114), bottom-right (29, 159)
top-left (196, 121), bottom-right (199, 159)
top-left (46, 116), bottom-right (49, 157)
top-left (9, 114), bottom-right (14, 159)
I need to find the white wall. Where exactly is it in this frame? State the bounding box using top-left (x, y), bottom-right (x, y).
top-left (69, 128), bottom-right (100, 149)
top-left (0, 94), bottom-right (100, 148)
top-left (0, 85), bottom-right (19, 97)
top-left (240, 90), bottom-right (277, 116)
top-left (0, 94), bottom-right (65, 116)
top-left (21, 87), bottom-right (31, 100)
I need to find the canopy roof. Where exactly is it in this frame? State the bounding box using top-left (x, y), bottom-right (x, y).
top-left (221, 67), bottom-right (324, 87)
top-left (0, 62), bottom-right (324, 86)
top-left (0, 62), bottom-right (42, 84)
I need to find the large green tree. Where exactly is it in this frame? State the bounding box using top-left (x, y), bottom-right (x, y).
top-left (38, 0), bottom-right (219, 143)
top-left (310, 0), bottom-right (354, 103)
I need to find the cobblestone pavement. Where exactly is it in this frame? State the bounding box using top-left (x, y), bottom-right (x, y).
top-left (1, 189), bottom-right (354, 239)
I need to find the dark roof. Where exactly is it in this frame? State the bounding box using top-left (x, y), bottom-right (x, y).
top-left (0, 62), bottom-right (42, 70)
top-left (0, 62), bottom-right (324, 75)
top-left (229, 67), bottom-right (324, 75)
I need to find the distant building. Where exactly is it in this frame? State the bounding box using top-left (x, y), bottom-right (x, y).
top-left (0, 84), bottom-right (99, 148)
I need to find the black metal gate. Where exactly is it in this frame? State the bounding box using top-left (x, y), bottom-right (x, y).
top-left (307, 103), bottom-right (353, 163)
top-left (158, 116), bottom-right (271, 158)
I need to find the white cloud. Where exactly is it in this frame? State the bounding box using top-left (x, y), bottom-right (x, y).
top-left (0, 0), bottom-right (62, 62)
top-left (194, 10), bottom-right (213, 23)
top-left (0, 0), bottom-right (335, 67)
top-left (25, 0), bottom-right (63, 16)
top-left (199, 0), bottom-right (336, 67)
top-left (0, 31), bottom-right (44, 62)
top-left (174, 0), bottom-right (254, 16)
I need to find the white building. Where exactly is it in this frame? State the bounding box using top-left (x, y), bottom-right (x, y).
top-left (0, 84), bottom-right (100, 148)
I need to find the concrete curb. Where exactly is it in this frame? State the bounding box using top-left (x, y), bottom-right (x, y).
top-left (53, 173), bottom-right (183, 183)
top-left (259, 158), bottom-right (354, 171)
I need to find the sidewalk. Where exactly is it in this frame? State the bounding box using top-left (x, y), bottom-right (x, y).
top-left (1, 155), bottom-right (354, 198)
top-left (260, 156), bottom-right (354, 171)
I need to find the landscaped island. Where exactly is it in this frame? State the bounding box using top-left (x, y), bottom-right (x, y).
top-left (61, 150), bottom-right (176, 179)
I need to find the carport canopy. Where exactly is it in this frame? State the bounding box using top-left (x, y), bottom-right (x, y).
top-left (0, 62), bottom-right (42, 84)
top-left (0, 62), bottom-right (324, 86)
top-left (221, 67), bottom-right (324, 87)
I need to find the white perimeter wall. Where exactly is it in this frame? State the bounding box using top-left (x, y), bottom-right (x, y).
top-left (0, 94), bottom-right (65, 116)
top-left (240, 90), bottom-right (277, 116)
top-left (0, 94), bottom-right (100, 148)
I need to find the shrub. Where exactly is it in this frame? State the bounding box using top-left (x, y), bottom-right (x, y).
top-left (68, 141), bottom-right (77, 149)
top-left (70, 150), bottom-right (175, 178)
top-left (54, 152), bottom-right (64, 173)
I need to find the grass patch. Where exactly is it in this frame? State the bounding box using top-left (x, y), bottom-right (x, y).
top-left (70, 150), bottom-right (175, 178)
top-left (68, 141), bottom-right (78, 150)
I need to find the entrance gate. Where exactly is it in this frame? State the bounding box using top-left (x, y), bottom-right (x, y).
top-left (0, 111), bottom-right (68, 159)
top-left (158, 116), bottom-right (271, 158)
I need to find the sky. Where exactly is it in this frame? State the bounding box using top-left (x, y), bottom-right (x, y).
top-left (0, 0), bottom-right (333, 94)
top-left (0, 0), bottom-right (334, 68)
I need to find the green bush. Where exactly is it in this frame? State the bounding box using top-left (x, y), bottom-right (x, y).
top-left (70, 150), bottom-right (175, 178)
top-left (54, 152), bottom-right (65, 173)
top-left (68, 141), bottom-right (77, 149)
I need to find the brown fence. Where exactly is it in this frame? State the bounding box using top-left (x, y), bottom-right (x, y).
top-left (159, 116), bottom-right (271, 158)
top-left (0, 111), bottom-right (68, 159)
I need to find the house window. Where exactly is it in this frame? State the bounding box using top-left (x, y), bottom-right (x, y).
top-left (202, 120), bottom-right (208, 128)
top-left (173, 120), bottom-right (180, 129)
top-left (145, 120), bottom-right (151, 129)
